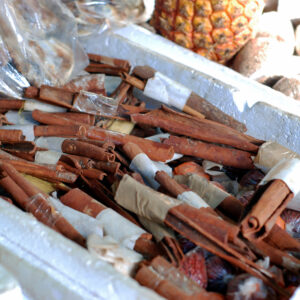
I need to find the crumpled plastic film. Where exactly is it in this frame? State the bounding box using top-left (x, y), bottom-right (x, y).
top-left (62, 0), bottom-right (155, 38)
top-left (73, 90), bottom-right (119, 116)
top-left (0, 0), bottom-right (89, 98)
top-left (26, 193), bottom-right (61, 229)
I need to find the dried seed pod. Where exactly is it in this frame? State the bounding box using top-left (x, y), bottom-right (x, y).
top-left (179, 247), bottom-right (207, 288)
top-left (226, 274), bottom-right (276, 300)
top-left (206, 255), bottom-right (235, 294)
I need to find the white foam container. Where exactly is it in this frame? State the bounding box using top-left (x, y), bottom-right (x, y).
top-left (84, 24), bottom-right (300, 154)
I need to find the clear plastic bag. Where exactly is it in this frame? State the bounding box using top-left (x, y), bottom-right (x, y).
top-left (62, 0), bottom-right (155, 38)
top-left (0, 0), bottom-right (89, 98)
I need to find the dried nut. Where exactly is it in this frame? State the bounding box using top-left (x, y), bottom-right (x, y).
top-left (179, 247), bottom-right (207, 288)
top-left (226, 274), bottom-right (276, 300)
top-left (272, 76), bottom-right (300, 100)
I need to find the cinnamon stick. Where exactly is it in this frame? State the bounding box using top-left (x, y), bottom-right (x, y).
top-left (61, 139), bottom-right (115, 162)
top-left (85, 63), bottom-right (127, 76)
top-left (86, 127), bottom-right (174, 162)
top-left (88, 53), bottom-right (131, 72)
top-left (0, 141), bottom-right (36, 154)
top-left (81, 168), bottom-right (106, 181)
top-left (0, 159), bottom-right (77, 183)
top-left (34, 125), bottom-right (86, 138)
top-left (32, 110), bottom-right (91, 127)
top-left (264, 224), bottom-right (300, 252)
top-left (131, 107), bottom-right (258, 152)
top-left (241, 180), bottom-right (293, 240)
top-left (120, 73), bottom-right (146, 91)
top-left (132, 66), bottom-right (246, 132)
top-left (0, 129), bottom-right (24, 142)
top-left (162, 135), bottom-right (254, 169)
top-left (0, 99), bottom-right (24, 110)
top-left (38, 85), bottom-right (74, 108)
top-left (59, 154), bottom-right (94, 169)
top-left (60, 188), bottom-right (157, 256)
top-left (60, 188), bottom-right (107, 218)
top-left (94, 161), bottom-right (120, 174)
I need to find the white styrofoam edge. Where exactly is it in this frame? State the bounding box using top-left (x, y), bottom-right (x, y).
top-left (0, 199), bottom-right (162, 300)
top-left (83, 25), bottom-right (300, 154)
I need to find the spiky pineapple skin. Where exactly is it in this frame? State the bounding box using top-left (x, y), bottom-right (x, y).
top-left (153, 0), bottom-right (264, 63)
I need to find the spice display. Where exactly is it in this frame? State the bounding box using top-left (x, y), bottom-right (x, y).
top-left (0, 52), bottom-right (299, 300)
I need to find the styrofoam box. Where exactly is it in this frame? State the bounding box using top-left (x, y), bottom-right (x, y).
top-left (84, 24), bottom-right (300, 154)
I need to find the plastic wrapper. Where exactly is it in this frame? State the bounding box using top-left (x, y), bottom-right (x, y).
top-left (73, 91), bottom-right (119, 116)
top-left (0, 0), bottom-right (88, 98)
top-left (62, 0), bottom-right (155, 38)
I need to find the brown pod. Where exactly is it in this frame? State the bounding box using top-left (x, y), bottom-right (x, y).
top-left (60, 188), bottom-right (107, 218)
top-left (0, 129), bottom-right (24, 142)
top-left (61, 139), bottom-right (115, 162)
top-left (34, 125), bottom-right (86, 138)
top-left (162, 135), bottom-right (254, 169)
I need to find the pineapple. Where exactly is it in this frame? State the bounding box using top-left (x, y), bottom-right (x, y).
top-left (152, 0), bottom-right (264, 63)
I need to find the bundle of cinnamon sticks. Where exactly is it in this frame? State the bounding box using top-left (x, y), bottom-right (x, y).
top-left (0, 52), bottom-right (299, 300)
